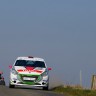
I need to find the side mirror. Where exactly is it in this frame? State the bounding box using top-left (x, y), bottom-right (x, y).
top-left (9, 65), bottom-right (12, 69)
top-left (48, 68), bottom-right (52, 71)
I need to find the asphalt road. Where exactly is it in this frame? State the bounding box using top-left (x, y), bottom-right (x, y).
top-left (0, 85), bottom-right (64, 96)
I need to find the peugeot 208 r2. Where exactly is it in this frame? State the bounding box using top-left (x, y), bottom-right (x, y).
top-left (9, 56), bottom-right (51, 90)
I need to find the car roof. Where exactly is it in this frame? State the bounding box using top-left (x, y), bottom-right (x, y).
top-left (16, 56), bottom-right (45, 62)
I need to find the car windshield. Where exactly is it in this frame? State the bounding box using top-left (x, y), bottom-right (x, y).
top-left (15, 60), bottom-right (46, 68)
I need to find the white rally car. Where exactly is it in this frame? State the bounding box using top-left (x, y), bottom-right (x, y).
top-left (9, 56), bottom-right (51, 90)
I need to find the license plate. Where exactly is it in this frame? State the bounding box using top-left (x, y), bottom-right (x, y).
top-left (23, 77), bottom-right (36, 81)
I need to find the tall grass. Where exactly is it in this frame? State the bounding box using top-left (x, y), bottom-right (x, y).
top-left (52, 86), bottom-right (96, 96)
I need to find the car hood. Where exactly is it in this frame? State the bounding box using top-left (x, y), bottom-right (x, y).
top-left (14, 66), bottom-right (46, 75)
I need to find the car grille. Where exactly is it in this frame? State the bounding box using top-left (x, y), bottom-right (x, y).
top-left (19, 74), bottom-right (40, 82)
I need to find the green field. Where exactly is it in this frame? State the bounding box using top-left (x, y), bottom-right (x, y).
top-left (52, 86), bottom-right (96, 96)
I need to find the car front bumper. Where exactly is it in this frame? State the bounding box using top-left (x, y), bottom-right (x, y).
top-left (10, 73), bottom-right (49, 87)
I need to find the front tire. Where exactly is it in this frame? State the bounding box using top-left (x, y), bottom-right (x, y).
top-left (2, 81), bottom-right (5, 85)
top-left (43, 85), bottom-right (49, 90)
top-left (9, 83), bottom-right (15, 88)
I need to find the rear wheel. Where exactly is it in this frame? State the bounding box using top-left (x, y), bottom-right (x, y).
top-left (9, 83), bottom-right (15, 88)
top-left (2, 81), bottom-right (5, 85)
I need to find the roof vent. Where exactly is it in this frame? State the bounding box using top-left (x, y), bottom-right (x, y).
top-left (28, 56), bottom-right (33, 58)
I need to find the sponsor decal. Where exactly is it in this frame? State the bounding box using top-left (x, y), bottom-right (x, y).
top-left (17, 67), bottom-right (42, 73)
top-left (25, 67), bottom-right (34, 70)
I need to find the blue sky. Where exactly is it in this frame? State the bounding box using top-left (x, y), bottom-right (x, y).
top-left (0, 0), bottom-right (96, 88)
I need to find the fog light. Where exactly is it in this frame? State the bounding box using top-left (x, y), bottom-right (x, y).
top-left (14, 81), bottom-right (16, 83)
top-left (42, 82), bottom-right (46, 85)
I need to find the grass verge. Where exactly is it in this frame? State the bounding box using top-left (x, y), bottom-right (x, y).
top-left (51, 86), bottom-right (96, 96)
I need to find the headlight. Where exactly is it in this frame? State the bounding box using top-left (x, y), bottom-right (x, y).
top-left (11, 68), bottom-right (18, 75)
top-left (41, 70), bottom-right (48, 77)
